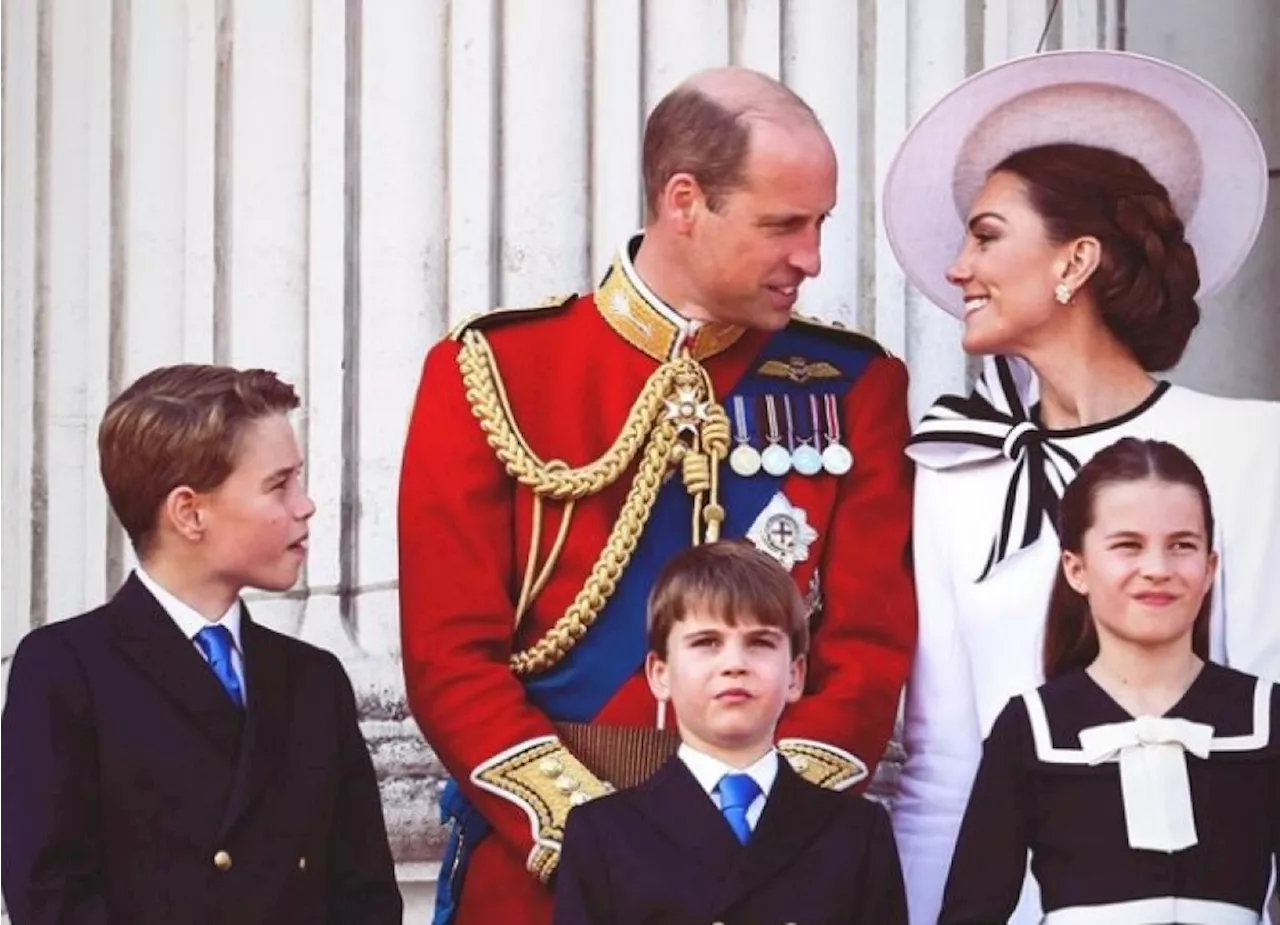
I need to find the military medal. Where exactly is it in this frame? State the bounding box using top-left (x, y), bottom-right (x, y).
top-left (760, 395), bottom-right (792, 477)
top-left (746, 492), bottom-right (819, 570)
top-left (821, 393), bottom-right (854, 476)
top-left (787, 395), bottom-right (823, 476)
top-left (728, 395), bottom-right (762, 477)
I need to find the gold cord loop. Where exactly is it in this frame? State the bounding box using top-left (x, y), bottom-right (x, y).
top-left (456, 329), bottom-right (730, 676)
top-left (680, 451), bottom-right (711, 494)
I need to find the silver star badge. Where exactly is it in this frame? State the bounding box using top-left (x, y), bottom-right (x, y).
top-left (746, 493), bottom-right (818, 570)
top-left (664, 386), bottom-right (710, 436)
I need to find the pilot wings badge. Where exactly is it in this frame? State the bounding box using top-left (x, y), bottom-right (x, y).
top-left (756, 356), bottom-right (843, 384)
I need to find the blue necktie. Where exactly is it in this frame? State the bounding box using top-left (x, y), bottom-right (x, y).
top-left (194, 625), bottom-right (244, 708)
top-left (717, 773), bottom-right (761, 845)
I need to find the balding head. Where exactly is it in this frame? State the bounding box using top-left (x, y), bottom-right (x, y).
top-left (679, 67), bottom-right (821, 129)
top-left (642, 67), bottom-right (829, 219)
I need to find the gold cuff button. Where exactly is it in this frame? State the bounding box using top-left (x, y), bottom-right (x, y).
top-left (213, 850), bottom-right (232, 871)
top-left (554, 774), bottom-right (580, 793)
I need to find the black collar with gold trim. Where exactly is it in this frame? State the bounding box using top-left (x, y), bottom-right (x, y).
top-left (595, 236), bottom-right (744, 363)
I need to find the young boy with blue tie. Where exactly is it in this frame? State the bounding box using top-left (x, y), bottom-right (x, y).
top-left (1, 365), bottom-right (402, 925)
top-left (553, 541), bottom-right (907, 925)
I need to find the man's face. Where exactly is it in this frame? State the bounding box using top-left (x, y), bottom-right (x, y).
top-left (683, 121), bottom-right (837, 330)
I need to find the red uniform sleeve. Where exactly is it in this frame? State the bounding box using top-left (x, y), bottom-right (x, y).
top-left (398, 338), bottom-right (560, 866)
top-left (776, 354), bottom-right (917, 786)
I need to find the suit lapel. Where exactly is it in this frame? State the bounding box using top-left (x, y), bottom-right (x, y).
top-left (107, 574), bottom-right (244, 761)
top-left (711, 759), bottom-right (837, 916)
top-left (220, 607), bottom-right (291, 835)
top-left (633, 758), bottom-right (744, 882)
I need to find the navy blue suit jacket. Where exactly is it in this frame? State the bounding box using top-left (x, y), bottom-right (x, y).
top-left (553, 754), bottom-right (907, 925)
top-left (1, 574), bottom-right (402, 925)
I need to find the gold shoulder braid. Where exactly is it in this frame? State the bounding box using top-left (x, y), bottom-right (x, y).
top-left (455, 328), bottom-right (730, 677)
top-left (448, 293), bottom-right (577, 342)
top-left (777, 738), bottom-right (869, 791)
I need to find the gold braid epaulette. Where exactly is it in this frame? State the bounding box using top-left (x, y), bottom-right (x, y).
top-left (455, 328), bottom-right (728, 677)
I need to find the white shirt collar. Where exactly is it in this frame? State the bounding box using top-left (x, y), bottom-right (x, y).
top-left (135, 566), bottom-right (243, 652)
top-left (678, 742), bottom-right (779, 800)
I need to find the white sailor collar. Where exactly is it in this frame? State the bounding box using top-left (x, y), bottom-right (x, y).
top-left (1022, 665), bottom-right (1275, 766)
top-left (1020, 666), bottom-right (1274, 853)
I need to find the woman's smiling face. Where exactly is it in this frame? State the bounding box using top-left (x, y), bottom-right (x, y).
top-left (946, 170), bottom-right (1074, 357)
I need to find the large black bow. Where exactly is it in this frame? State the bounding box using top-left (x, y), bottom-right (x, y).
top-left (907, 356), bottom-right (1081, 580)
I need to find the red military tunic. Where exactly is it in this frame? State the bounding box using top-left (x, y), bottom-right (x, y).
top-left (398, 242), bottom-right (917, 925)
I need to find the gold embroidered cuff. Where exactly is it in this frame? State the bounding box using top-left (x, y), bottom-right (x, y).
top-left (778, 738), bottom-right (869, 791)
top-left (470, 736), bottom-right (612, 881)
top-left (527, 842), bottom-right (561, 885)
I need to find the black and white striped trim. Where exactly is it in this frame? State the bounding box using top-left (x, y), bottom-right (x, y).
top-left (908, 355), bottom-right (1172, 581)
top-left (1041, 897), bottom-right (1261, 923)
top-left (907, 355), bottom-right (1081, 580)
top-left (1021, 679), bottom-right (1274, 765)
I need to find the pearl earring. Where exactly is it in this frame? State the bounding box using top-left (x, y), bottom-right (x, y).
top-left (1054, 282), bottom-right (1072, 305)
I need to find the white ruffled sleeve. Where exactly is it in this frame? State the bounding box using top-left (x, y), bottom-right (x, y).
top-left (892, 464), bottom-right (986, 925)
top-left (1215, 399), bottom-right (1280, 682)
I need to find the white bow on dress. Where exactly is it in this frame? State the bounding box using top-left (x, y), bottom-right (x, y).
top-left (1078, 715), bottom-right (1214, 853)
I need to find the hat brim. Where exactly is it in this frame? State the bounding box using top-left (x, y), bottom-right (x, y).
top-left (883, 50), bottom-right (1268, 319)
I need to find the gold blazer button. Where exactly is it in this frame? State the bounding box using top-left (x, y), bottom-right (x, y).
top-left (213, 850), bottom-right (232, 871)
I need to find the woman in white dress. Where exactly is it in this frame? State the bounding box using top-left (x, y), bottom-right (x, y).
top-left (882, 50), bottom-right (1280, 925)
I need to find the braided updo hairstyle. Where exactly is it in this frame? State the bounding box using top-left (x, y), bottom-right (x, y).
top-left (994, 143), bottom-right (1201, 371)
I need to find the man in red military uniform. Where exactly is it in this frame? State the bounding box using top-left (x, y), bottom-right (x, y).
top-left (398, 67), bottom-right (916, 925)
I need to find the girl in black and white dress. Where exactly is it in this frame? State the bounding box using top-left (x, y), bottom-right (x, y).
top-left (939, 437), bottom-right (1279, 925)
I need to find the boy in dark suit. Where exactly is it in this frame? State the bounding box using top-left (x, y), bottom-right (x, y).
top-left (1, 365), bottom-right (403, 925)
top-left (553, 541), bottom-right (907, 925)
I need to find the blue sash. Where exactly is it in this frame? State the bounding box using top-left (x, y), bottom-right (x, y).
top-left (430, 780), bottom-right (487, 925)
top-left (522, 324), bottom-right (875, 718)
top-left (431, 323), bottom-right (875, 922)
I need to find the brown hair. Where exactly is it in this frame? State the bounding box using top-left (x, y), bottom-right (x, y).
top-left (1044, 437), bottom-right (1214, 679)
top-left (995, 143), bottom-right (1201, 372)
top-left (647, 541), bottom-right (809, 660)
top-left (98, 364), bottom-right (300, 554)
top-left (641, 75), bottom-right (818, 219)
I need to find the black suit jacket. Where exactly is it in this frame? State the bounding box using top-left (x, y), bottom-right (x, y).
top-left (1, 574), bottom-right (402, 925)
top-left (553, 754), bottom-right (907, 925)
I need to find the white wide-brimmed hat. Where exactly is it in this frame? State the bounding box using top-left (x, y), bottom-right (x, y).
top-left (883, 49), bottom-right (1268, 318)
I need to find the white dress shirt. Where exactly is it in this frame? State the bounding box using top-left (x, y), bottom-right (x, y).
top-left (135, 566), bottom-right (247, 700)
top-left (677, 743), bottom-right (778, 832)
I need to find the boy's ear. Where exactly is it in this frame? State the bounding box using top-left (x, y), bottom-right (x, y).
top-left (785, 654), bottom-right (807, 704)
top-left (164, 485), bottom-right (205, 542)
top-left (644, 651), bottom-right (670, 702)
